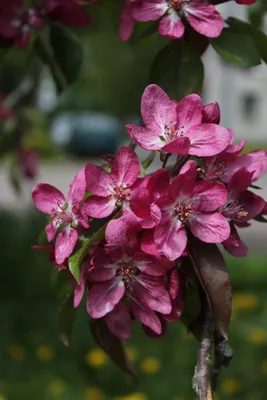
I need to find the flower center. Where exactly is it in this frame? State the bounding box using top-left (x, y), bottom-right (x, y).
top-left (170, 0), bottom-right (186, 10)
top-left (117, 262), bottom-right (138, 288)
top-left (223, 201), bottom-right (248, 220)
top-left (110, 183), bottom-right (131, 204)
top-left (175, 200), bottom-right (193, 223)
top-left (53, 203), bottom-right (73, 226)
top-left (163, 124), bottom-right (185, 143)
top-left (205, 159), bottom-right (227, 179)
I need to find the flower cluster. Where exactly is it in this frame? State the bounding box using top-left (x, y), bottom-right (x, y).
top-left (120, 0), bottom-right (257, 41)
top-left (0, 0), bottom-right (95, 47)
top-left (32, 84), bottom-right (267, 340)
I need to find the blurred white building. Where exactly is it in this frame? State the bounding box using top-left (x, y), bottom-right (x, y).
top-left (203, 2), bottom-right (267, 142)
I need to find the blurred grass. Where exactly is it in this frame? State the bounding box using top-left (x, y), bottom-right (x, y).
top-left (0, 210), bottom-right (266, 400)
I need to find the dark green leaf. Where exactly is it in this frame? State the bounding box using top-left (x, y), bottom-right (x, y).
top-left (149, 40), bottom-right (204, 101)
top-left (51, 270), bottom-right (72, 299)
top-left (129, 21), bottom-right (159, 45)
top-left (37, 229), bottom-right (48, 246)
top-left (50, 24), bottom-right (83, 86)
top-left (227, 17), bottom-right (267, 64)
top-left (254, 214), bottom-right (267, 223)
top-left (188, 236), bottom-right (232, 340)
top-left (90, 318), bottom-right (138, 381)
top-left (250, 184), bottom-right (262, 190)
top-left (180, 275), bottom-right (201, 329)
top-left (141, 151), bottom-right (155, 170)
top-left (211, 28), bottom-right (261, 68)
top-left (68, 222), bottom-right (107, 282)
top-left (58, 292), bottom-right (76, 347)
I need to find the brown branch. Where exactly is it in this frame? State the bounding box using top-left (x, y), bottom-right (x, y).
top-left (192, 301), bottom-right (215, 400)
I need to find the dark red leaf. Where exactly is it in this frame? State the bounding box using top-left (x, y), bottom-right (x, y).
top-left (89, 318), bottom-right (138, 382)
top-left (187, 235), bottom-right (232, 339)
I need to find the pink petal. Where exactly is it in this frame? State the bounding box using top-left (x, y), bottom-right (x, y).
top-left (147, 168), bottom-right (170, 200)
top-left (130, 301), bottom-right (162, 334)
top-left (86, 280), bottom-right (125, 319)
top-left (85, 163), bottom-right (113, 196)
top-left (223, 139), bottom-right (246, 159)
top-left (89, 253), bottom-right (117, 283)
top-left (154, 206), bottom-right (187, 261)
top-left (32, 183), bottom-right (65, 214)
top-left (176, 93), bottom-right (203, 129)
top-left (67, 167), bottom-right (86, 205)
top-left (227, 168), bottom-right (253, 198)
top-left (222, 150), bottom-right (267, 183)
top-left (169, 173), bottom-right (195, 201)
top-left (185, 1), bottom-right (224, 38)
top-left (111, 146), bottom-right (140, 186)
top-left (163, 136), bottom-right (191, 155)
top-left (119, 0), bottom-right (135, 41)
top-left (222, 224), bottom-right (248, 257)
top-left (45, 219), bottom-right (58, 241)
top-left (143, 318), bottom-right (166, 339)
top-left (159, 13), bottom-right (185, 39)
top-left (235, 0), bottom-right (256, 4)
top-left (236, 191), bottom-right (265, 222)
top-left (131, 0), bottom-right (168, 21)
top-left (130, 188), bottom-right (151, 219)
top-left (141, 229), bottom-right (162, 257)
top-left (105, 212), bottom-right (142, 247)
top-left (134, 252), bottom-right (173, 276)
top-left (189, 212), bottom-right (230, 243)
top-left (202, 102), bottom-right (220, 124)
top-left (192, 180), bottom-right (228, 212)
top-left (133, 276), bottom-right (172, 314)
top-left (74, 267), bottom-right (86, 308)
top-left (105, 302), bottom-right (132, 340)
top-left (168, 268), bottom-right (179, 300)
top-left (186, 124), bottom-right (232, 157)
top-left (83, 195), bottom-right (116, 219)
top-left (126, 124), bottom-right (163, 151)
top-left (180, 160), bottom-right (198, 177)
top-left (55, 226), bottom-right (78, 264)
top-left (164, 289), bottom-right (184, 322)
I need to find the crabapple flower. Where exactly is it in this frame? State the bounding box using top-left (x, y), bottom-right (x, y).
top-left (83, 146), bottom-right (140, 219)
top-left (153, 168), bottom-right (230, 261)
top-left (131, 0), bottom-right (224, 40)
top-left (86, 244), bottom-right (176, 339)
top-left (32, 168), bottom-right (89, 265)
top-left (126, 85), bottom-right (231, 157)
top-left (44, 0), bottom-right (93, 27)
top-left (202, 102), bottom-right (220, 124)
top-left (120, 0), bottom-right (136, 41)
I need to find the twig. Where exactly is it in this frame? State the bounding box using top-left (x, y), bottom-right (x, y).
top-left (192, 300), bottom-right (214, 400)
top-left (211, 334), bottom-right (233, 391)
top-left (171, 155), bottom-right (190, 177)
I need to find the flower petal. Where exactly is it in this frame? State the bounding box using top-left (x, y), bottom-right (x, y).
top-left (202, 102), bottom-right (220, 124)
top-left (89, 253), bottom-right (117, 283)
top-left (74, 266), bottom-right (86, 308)
top-left (67, 167), bottom-right (86, 205)
top-left (126, 124), bottom-right (163, 151)
top-left (186, 124), bottom-right (231, 156)
top-left (55, 226), bottom-right (78, 265)
top-left (85, 163), bottom-right (113, 196)
top-left (185, 1), bottom-right (224, 38)
top-left (86, 280), bottom-right (125, 319)
top-left (32, 183), bottom-right (65, 214)
top-left (119, 0), bottom-right (135, 41)
top-left (130, 188), bottom-right (151, 219)
top-left (163, 136), bottom-right (191, 155)
top-left (147, 168), bottom-right (170, 200)
top-left (130, 301), bottom-right (162, 334)
top-left (141, 229), bottom-right (162, 257)
top-left (111, 146), bottom-right (140, 186)
top-left (134, 252), bottom-right (173, 276)
top-left (83, 196), bottom-right (116, 219)
top-left (45, 219), bottom-right (58, 241)
top-left (192, 180), bottom-right (228, 212)
top-left (176, 93), bottom-right (203, 129)
top-left (105, 302), bottom-right (132, 340)
top-left (227, 168), bottom-right (253, 198)
top-left (159, 13), bottom-right (185, 39)
top-left (169, 173), bottom-right (195, 201)
top-left (189, 212), bottom-right (230, 243)
top-left (131, 0), bottom-right (168, 21)
top-left (105, 212), bottom-right (142, 247)
top-left (236, 191), bottom-right (265, 222)
top-left (222, 224), bottom-right (248, 257)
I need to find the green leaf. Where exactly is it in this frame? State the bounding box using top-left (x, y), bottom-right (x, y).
top-left (141, 151), bottom-right (155, 171)
top-left (37, 229), bottom-right (48, 246)
top-left (188, 235), bottom-right (232, 340)
top-left (89, 318), bottom-right (138, 381)
top-left (180, 275), bottom-right (201, 329)
top-left (129, 21), bottom-right (159, 45)
top-left (58, 292), bottom-right (76, 347)
top-left (254, 214), bottom-right (267, 223)
top-left (50, 24), bottom-right (83, 86)
top-left (211, 28), bottom-right (261, 68)
top-left (68, 222), bottom-right (107, 282)
top-left (51, 269), bottom-right (72, 299)
top-left (227, 17), bottom-right (267, 64)
top-left (149, 40), bottom-right (204, 101)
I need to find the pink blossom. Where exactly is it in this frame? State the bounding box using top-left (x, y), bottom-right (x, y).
top-left (86, 245), bottom-right (175, 339)
top-left (17, 148), bottom-right (39, 180)
top-left (131, 0), bottom-right (224, 40)
top-left (83, 147), bottom-right (140, 219)
top-left (220, 168), bottom-right (265, 257)
top-left (202, 102), bottom-right (220, 124)
top-left (44, 0), bottom-right (93, 27)
top-left (126, 85), bottom-right (231, 157)
top-left (153, 168), bottom-right (230, 261)
top-left (32, 168), bottom-right (89, 265)
top-left (120, 0), bottom-right (136, 41)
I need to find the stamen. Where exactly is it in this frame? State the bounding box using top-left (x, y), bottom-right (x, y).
top-left (175, 200), bottom-right (193, 223)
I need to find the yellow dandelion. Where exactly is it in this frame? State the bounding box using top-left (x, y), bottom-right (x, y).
top-left (36, 345), bottom-right (54, 362)
top-left (48, 379), bottom-right (67, 396)
top-left (84, 387), bottom-right (103, 400)
top-left (222, 378), bottom-right (241, 395)
top-left (117, 393), bottom-right (147, 400)
top-left (233, 293), bottom-right (259, 312)
top-left (140, 357), bottom-right (161, 374)
top-left (0, 395), bottom-right (7, 400)
top-left (125, 347), bottom-right (138, 362)
top-left (248, 327), bottom-right (267, 344)
top-left (85, 348), bottom-right (108, 368)
top-left (8, 344), bottom-right (26, 361)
